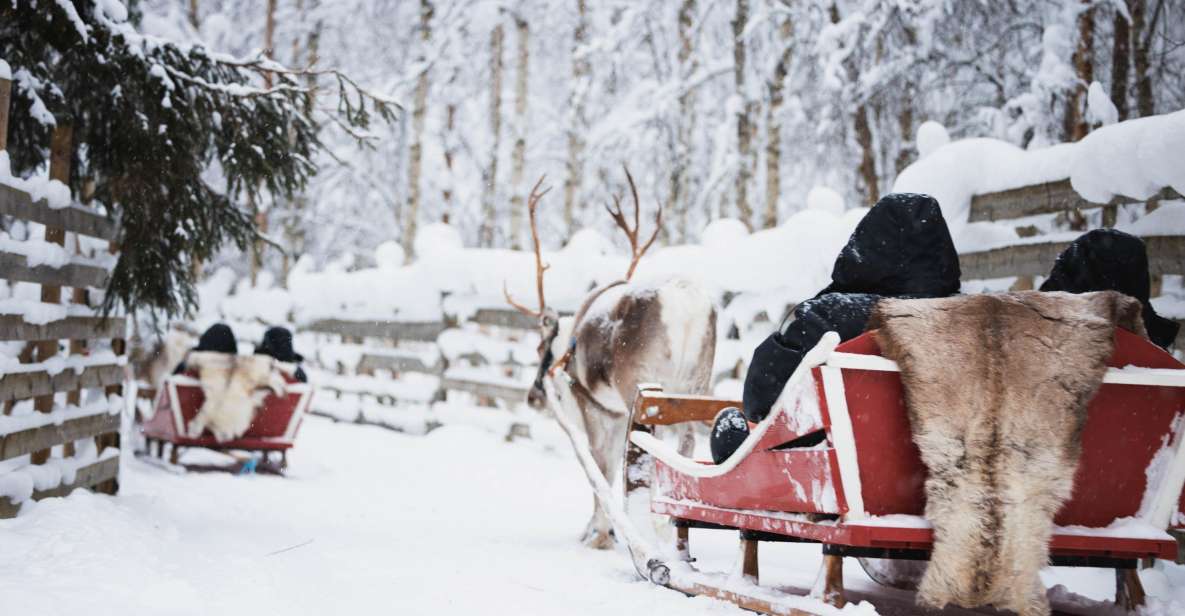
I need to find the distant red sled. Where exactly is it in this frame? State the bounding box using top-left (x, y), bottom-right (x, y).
top-left (140, 370), bottom-right (313, 471)
top-left (627, 328), bottom-right (1185, 613)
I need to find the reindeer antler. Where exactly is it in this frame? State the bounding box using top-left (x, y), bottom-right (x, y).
top-left (504, 176), bottom-right (552, 318)
top-left (604, 165), bottom-right (662, 281)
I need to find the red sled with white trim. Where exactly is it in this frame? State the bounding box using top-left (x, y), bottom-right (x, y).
top-left (626, 328), bottom-right (1185, 613)
top-left (140, 368), bottom-right (312, 473)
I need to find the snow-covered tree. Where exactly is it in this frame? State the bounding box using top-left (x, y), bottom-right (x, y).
top-left (1, 0), bottom-right (396, 314)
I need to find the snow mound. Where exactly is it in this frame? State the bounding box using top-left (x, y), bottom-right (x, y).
top-left (805, 187), bottom-right (844, 216)
top-left (1086, 81), bottom-right (1118, 127)
top-left (374, 241), bottom-right (405, 269)
top-left (916, 121), bottom-right (950, 158)
top-left (895, 110), bottom-right (1185, 247)
top-left (414, 223), bottom-right (464, 259)
top-left (700, 219), bottom-right (749, 249)
top-left (1071, 109), bottom-right (1185, 204)
top-left (564, 228), bottom-right (612, 256)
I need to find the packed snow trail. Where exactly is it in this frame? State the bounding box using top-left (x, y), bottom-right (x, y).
top-left (0, 418), bottom-right (752, 615)
top-left (3, 416), bottom-right (1185, 615)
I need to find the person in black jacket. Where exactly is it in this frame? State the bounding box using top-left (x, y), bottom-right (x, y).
top-left (1040, 228), bottom-right (1179, 350)
top-left (710, 193), bottom-right (961, 464)
top-left (711, 203), bottom-right (1179, 465)
top-left (253, 326), bottom-right (308, 382)
top-left (173, 323), bottom-right (238, 374)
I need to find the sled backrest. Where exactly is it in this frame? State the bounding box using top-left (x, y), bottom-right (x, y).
top-left (816, 328), bottom-right (1185, 528)
top-left (159, 371), bottom-right (311, 441)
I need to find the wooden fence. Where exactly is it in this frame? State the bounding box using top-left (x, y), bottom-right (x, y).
top-left (0, 76), bottom-right (125, 518)
top-left (304, 309), bottom-right (537, 420)
top-left (960, 178), bottom-right (1185, 348)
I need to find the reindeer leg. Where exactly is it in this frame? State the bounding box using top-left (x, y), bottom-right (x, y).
top-left (581, 407), bottom-right (623, 550)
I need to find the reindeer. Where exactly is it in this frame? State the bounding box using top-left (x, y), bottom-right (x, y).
top-left (506, 170), bottom-right (717, 549)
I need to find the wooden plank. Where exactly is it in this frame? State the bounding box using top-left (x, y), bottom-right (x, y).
top-left (441, 377), bottom-right (529, 405)
top-left (0, 315), bottom-right (126, 341)
top-left (0, 412), bottom-right (120, 462)
top-left (633, 392), bottom-right (741, 426)
top-left (1146, 236), bottom-right (1185, 277)
top-left (0, 251), bottom-right (109, 288)
top-left (959, 236), bottom-right (1185, 280)
top-left (0, 364), bottom-right (125, 403)
top-left (304, 318), bottom-right (446, 342)
top-left (0, 455), bottom-right (120, 518)
top-left (0, 184), bottom-right (118, 242)
top-left (357, 353), bottom-right (444, 375)
top-left (969, 179), bottom-right (1183, 222)
top-left (469, 308), bottom-right (538, 330)
top-left (0, 76), bottom-right (10, 152)
top-left (959, 241), bottom-right (1070, 279)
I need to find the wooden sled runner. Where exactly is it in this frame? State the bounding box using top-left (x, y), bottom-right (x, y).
top-left (620, 328), bottom-right (1185, 614)
top-left (139, 370), bottom-right (312, 474)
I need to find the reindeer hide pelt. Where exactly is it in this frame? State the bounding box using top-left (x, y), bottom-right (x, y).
top-left (184, 352), bottom-right (284, 442)
top-left (868, 291), bottom-right (1146, 616)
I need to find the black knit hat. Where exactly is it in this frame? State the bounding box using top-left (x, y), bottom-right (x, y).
top-left (193, 323), bottom-right (237, 354)
top-left (254, 326), bottom-right (303, 363)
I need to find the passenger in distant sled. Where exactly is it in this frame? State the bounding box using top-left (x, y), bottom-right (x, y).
top-left (173, 322), bottom-right (238, 374)
top-left (253, 326), bottom-right (308, 383)
top-left (709, 196), bottom-right (1180, 464)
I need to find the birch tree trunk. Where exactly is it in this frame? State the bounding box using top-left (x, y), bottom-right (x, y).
top-left (829, 3), bottom-right (877, 205)
top-left (188, 0), bottom-right (200, 30)
top-left (1111, 2), bottom-right (1131, 121)
top-left (509, 12), bottom-right (530, 249)
top-left (251, 0), bottom-right (278, 285)
top-left (1065, 0), bottom-right (1095, 141)
top-left (282, 0), bottom-right (319, 287)
top-left (1132, 0), bottom-right (1160, 117)
top-left (669, 0), bottom-right (697, 241)
top-left (405, 0), bottom-right (433, 261)
top-left (564, 0), bottom-right (589, 234)
top-left (733, 0), bottom-right (754, 226)
top-left (481, 24), bottom-right (505, 247)
top-left (763, 15), bottom-right (792, 229)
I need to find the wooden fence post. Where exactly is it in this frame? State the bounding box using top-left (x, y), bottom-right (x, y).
top-left (0, 75), bottom-right (10, 152)
top-left (30, 123), bottom-right (73, 465)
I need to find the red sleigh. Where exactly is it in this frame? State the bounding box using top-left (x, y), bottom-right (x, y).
top-left (627, 328), bottom-right (1185, 612)
top-left (140, 369), bottom-right (313, 472)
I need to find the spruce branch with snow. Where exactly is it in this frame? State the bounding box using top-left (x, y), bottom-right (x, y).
top-left (0, 0), bottom-right (398, 316)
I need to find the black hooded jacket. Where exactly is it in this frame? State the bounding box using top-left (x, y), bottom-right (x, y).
top-left (254, 326), bottom-right (307, 382)
top-left (173, 323), bottom-right (238, 374)
top-left (1040, 228), bottom-right (1179, 350)
top-left (741, 193), bottom-right (960, 422)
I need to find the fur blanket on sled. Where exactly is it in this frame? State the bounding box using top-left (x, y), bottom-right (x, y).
top-left (183, 352), bottom-right (286, 442)
top-left (868, 290), bottom-right (1146, 616)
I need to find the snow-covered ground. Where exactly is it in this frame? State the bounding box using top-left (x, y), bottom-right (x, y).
top-left (4, 413), bottom-right (1185, 616)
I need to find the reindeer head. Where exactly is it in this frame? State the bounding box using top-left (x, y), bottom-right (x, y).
top-left (503, 178), bottom-right (559, 409)
top-left (505, 168), bottom-right (662, 410)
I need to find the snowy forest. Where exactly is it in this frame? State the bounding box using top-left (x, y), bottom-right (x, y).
top-left (137, 0), bottom-right (1185, 280)
top-left (7, 2), bottom-right (1185, 615)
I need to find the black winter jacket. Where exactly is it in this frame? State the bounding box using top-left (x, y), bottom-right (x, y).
top-left (1040, 229), bottom-right (1179, 350)
top-left (741, 193), bottom-right (961, 422)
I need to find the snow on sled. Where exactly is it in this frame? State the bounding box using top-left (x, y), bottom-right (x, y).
top-left (140, 368), bottom-right (312, 474)
top-left (625, 328), bottom-right (1185, 614)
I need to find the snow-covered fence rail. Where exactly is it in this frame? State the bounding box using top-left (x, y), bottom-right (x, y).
top-left (959, 178), bottom-right (1185, 349)
top-left (960, 235), bottom-right (1185, 280)
top-left (304, 319), bottom-right (446, 343)
top-left (0, 77), bottom-right (125, 517)
top-left (967, 179), bottom-right (1183, 226)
